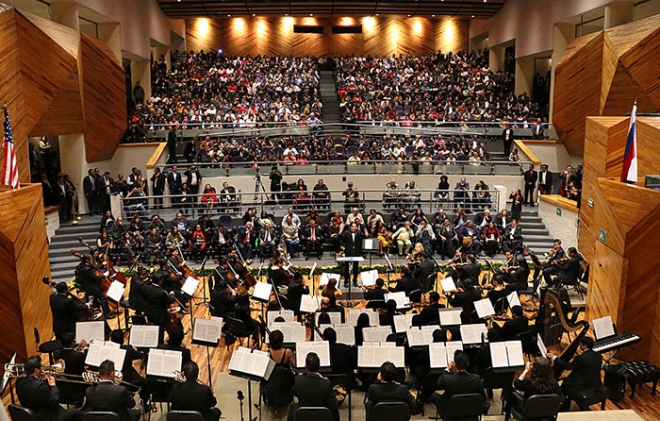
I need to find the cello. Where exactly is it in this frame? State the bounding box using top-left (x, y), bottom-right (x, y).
top-left (42, 277), bottom-right (100, 321)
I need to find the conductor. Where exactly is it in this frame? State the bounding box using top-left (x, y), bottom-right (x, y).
top-left (341, 222), bottom-right (364, 288)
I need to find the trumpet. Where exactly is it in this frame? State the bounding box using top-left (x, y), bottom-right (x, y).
top-left (4, 361), bottom-right (65, 378)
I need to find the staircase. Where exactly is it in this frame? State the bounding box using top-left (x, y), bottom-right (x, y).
top-left (48, 216), bottom-right (103, 284)
top-left (319, 70), bottom-right (342, 124)
top-left (518, 208), bottom-right (554, 255)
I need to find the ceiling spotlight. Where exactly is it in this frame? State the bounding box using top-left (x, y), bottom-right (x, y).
top-left (227, 14), bottom-right (231, 17)
top-left (252, 14), bottom-right (256, 17)
top-left (471, 15), bottom-right (475, 18)
top-left (431, 14), bottom-right (436, 17)
top-left (407, 14), bottom-right (411, 17)
top-left (310, 13), bottom-right (313, 16)
top-left (375, 13), bottom-right (379, 17)
top-left (285, 13), bottom-right (289, 16)
top-left (177, 0), bottom-right (181, 2)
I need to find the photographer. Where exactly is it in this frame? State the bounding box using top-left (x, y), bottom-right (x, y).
top-left (269, 166), bottom-right (283, 202)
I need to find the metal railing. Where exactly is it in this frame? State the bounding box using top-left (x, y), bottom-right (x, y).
top-left (116, 188), bottom-right (501, 222)
top-left (155, 159), bottom-right (528, 178)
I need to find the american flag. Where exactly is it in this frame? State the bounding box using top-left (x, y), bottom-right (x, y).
top-left (2, 107), bottom-right (19, 189)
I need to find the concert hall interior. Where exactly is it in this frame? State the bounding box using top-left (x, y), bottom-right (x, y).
top-left (3, 0), bottom-right (660, 420)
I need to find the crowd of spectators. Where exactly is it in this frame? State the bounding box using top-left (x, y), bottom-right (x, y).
top-left (127, 51), bottom-right (322, 136)
top-left (335, 50), bottom-right (547, 125)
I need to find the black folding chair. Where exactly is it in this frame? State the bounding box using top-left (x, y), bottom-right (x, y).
top-left (294, 406), bottom-right (333, 421)
top-left (166, 410), bottom-right (204, 421)
top-left (7, 404), bottom-right (37, 421)
top-left (511, 393), bottom-right (561, 421)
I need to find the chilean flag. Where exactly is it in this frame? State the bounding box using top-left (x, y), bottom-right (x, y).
top-left (621, 102), bottom-right (638, 184)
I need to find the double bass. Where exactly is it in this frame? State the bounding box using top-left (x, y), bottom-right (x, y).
top-left (42, 277), bottom-right (100, 321)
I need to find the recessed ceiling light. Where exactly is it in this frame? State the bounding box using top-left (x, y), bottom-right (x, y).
top-left (227, 14), bottom-right (231, 17)
top-left (285, 13), bottom-right (288, 16)
top-left (310, 13), bottom-right (313, 16)
top-left (252, 14), bottom-right (256, 17)
top-left (375, 13), bottom-right (379, 16)
top-left (431, 14), bottom-right (435, 17)
top-left (471, 15), bottom-right (475, 18)
top-left (407, 14), bottom-right (411, 17)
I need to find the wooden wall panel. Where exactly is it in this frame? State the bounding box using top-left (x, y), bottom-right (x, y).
top-left (30, 66), bottom-right (85, 137)
top-left (0, 185), bottom-right (52, 363)
top-left (186, 16), bottom-right (468, 57)
top-left (15, 12), bottom-right (79, 136)
top-left (587, 241), bottom-right (627, 326)
top-left (79, 34), bottom-right (126, 162)
top-left (553, 14), bottom-right (660, 155)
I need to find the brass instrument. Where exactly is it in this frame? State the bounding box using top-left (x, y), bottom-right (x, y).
top-left (172, 370), bottom-right (204, 384)
top-left (4, 361), bottom-right (65, 378)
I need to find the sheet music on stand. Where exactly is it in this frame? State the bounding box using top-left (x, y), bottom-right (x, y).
top-left (106, 280), bottom-right (125, 302)
top-left (358, 344), bottom-right (405, 368)
top-left (393, 314), bottom-right (414, 333)
top-left (316, 311), bottom-right (342, 326)
top-left (147, 349), bottom-right (183, 378)
top-left (593, 315), bottom-right (616, 340)
top-left (265, 322), bottom-right (306, 344)
top-left (76, 321), bottom-right (106, 343)
top-left (295, 341), bottom-right (331, 368)
top-left (347, 309), bottom-right (375, 326)
top-left (267, 310), bottom-right (296, 325)
top-left (360, 269), bottom-right (379, 287)
top-left (300, 295), bottom-right (322, 313)
top-left (309, 262), bottom-right (317, 279)
top-left (507, 292), bottom-right (521, 309)
top-left (192, 317), bottom-right (223, 345)
top-left (474, 298), bottom-right (496, 319)
top-left (460, 324), bottom-right (488, 345)
top-left (229, 346), bottom-right (276, 381)
top-left (320, 273), bottom-right (341, 287)
top-left (384, 291), bottom-right (410, 310)
top-left (363, 326), bottom-right (393, 343)
top-left (439, 308), bottom-right (463, 326)
top-left (363, 238), bottom-right (380, 252)
top-left (489, 341), bottom-right (525, 368)
top-left (429, 342), bottom-right (464, 368)
top-left (536, 334), bottom-right (548, 357)
top-left (251, 282), bottom-right (272, 303)
top-left (334, 325), bottom-right (356, 346)
top-left (181, 276), bottom-right (200, 296)
top-left (406, 326), bottom-right (437, 347)
top-left (129, 325), bottom-right (160, 348)
top-left (440, 276), bottom-right (457, 294)
top-left (85, 341), bottom-right (126, 368)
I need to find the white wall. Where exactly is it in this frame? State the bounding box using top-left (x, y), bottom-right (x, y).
top-left (524, 143), bottom-right (582, 172)
top-left (538, 199), bottom-right (579, 250)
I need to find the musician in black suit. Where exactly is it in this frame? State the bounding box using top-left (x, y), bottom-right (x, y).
top-left (54, 333), bottom-right (89, 407)
top-left (420, 292), bottom-right (445, 325)
top-left (269, 258), bottom-right (292, 287)
top-left (341, 222), bottom-right (364, 288)
top-left (413, 252), bottom-right (435, 290)
top-left (364, 278), bottom-right (387, 309)
top-left (50, 282), bottom-right (91, 341)
top-left (287, 352), bottom-right (339, 421)
top-left (82, 359), bottom-right (140, 421)
top-left (430, 350), bottom-right (487, 415)
top-left (109, 330), bottom-right (150, 412)
top-left (544, 247), bottom-right (580, 288)
top-left (491, 305), bottom-right (529, 340)
top-left (538, 164), bottom-right (553, 195)
top-left (167, 165), bottom-right (183, 204)
top-left (446, 279), bottom-right (482, 320)
top-left (365, 362), bottom-right (418, 421)
top-left (127, 267), bottom-right (149, 315)
top-left (523, 164), bottom-right (538, 205)
top-left (16, 356), bottom-right (79, 421)
top-left (548, 337), bottom-right (603, 411)
top-left (140, 272), bottom-right (173, 339)
top-left (303, 219), bottom-right (324, 259)
top-left (323, 327), bottom-right (357, 388)
top-left (150, 167), bottom-right (166, 209)
top-left (287, 272), bottom-right (308, 315)
top-left (75, 254), bottom-right (114, 319)
top-left (170, 361), bottom-right (221, 421)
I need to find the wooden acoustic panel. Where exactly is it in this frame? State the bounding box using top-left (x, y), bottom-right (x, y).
top-left (79, 34), bottom-right (126, 162)
top-left (0, 184), bottom-right (52, 363)
top-left (553, 14), bottom-right (660, 155)
top-left (186, 16), bottom-right (467, 57)
top-left (30, 65), bottom-right (85, 137)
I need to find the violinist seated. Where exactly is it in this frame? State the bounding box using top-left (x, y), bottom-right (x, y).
top-left (16, 356), bottom-right (80, 421)
top-left (447, 254), bottom-right (480, 289)
top-left (74, 254), bottom-right (114, 319)
top-left (54, 333), bottom-right (89, 407)
top-left (365, 362), bottom-right (419, 421)
top-left (50, 282), bottom-right (92, 341)
top-left (287, 353), bottom-right (339, 421)
top-left (364, 278), bottom-right (387, 310)
top-left (157, 258), bottom-right (189, 311)
top-left (446, 279), bottom-right (482, 323)
top-left (321, 277), bottom-right (343, 310)
top-left (490, 305), bottom-right (529, 341)
top-left (209, 281), bottom-right (237, 318)
top-left (538, 239), bottom-right (565, 280)
top-left (171, 361), bottom-right (222, 421)
top-left (430, 350), bottom-right (487, 417)
top-left (389, 266), bottom-right (420, 296)
top-left (109, 330), bottom-right (150, 412)
top-left (420, 292), bottom-right (446, 325)
top-left (82, 359), bottom-right (140, 421)
top-left (269, 257), bottom-right (292, 289)
top-left (286, 272), bottom-right (309, 316)
top-left (544, 246), bottom-right (580, 289)
top-left (412, 251), bottom-right (435, 291)
top-left (497, 250), bottom-right (528, 292)
top-left (157, 327), bottom-right (191, 371)
top-left (486, 275), bottom-right (510, 306)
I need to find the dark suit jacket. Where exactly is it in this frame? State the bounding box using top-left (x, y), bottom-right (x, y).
top-left (539, 170), bottom-right (553, 190)
top-left (303, 225), bottom-right (325, 243)
top-left (435, 371), bottom-right (486, 412)
top-left (558, 256), bottom-right (581, 283)
top-left (448, 289), bottom-right (482, 313)
top-left (553, 349), bottom-right (602, 396)
top-left (170, 381), bottom-right (219, 421)
top-left (366, 381), bottom-right (418, 421)
top-left (16, 375), bottom-right (64, 421)
top-left (524, 170), bottom-right (538, 185)
top-left (364, 288), bottom-right (386, 309)
top-left (150, 172), bottom-right (166, 194)
top-left (82, 175), bottom-right (96, 196)
top-left (167, 171), bottom-right (183, 194)
top-left (292, 374), bottom-right (339, 421)
top-left (341, 230), bottom-right (364, 256)
top-left (184, 169), bottom-right (202, 187)
top-left (492, 316), bottom-right (529, 341)
top-left (460, 262), bottom-right (481, 284)
top-left (287, 281), bottom-right (308, 312)
top-left (329, 342), bottom-right (357, 379)
top-left (420, 303), bottom-right (445, 325)
top-left (413, 259), bottom-right (435, 286)
top-left (50, 293), bottom-right (89, 339)
top-left (83, 380), bottom-right (136, 421)
top-left (141, 282), bottom-right (169, 326)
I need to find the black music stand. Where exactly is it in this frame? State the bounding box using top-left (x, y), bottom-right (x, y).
top-left (229, 348), bottom-right (274, 421)
top-left (362, 238), bottom-right (380, 267)
top-left (337, 256), bottom-right (364, 307)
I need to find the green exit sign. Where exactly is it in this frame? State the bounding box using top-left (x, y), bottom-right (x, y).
top-left (556, 207), bottom-right (562, 216)
top-left (599, 229), bottom-right (607, 244)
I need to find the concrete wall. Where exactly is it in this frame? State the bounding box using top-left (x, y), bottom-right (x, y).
top-left (538, 199), bottom-right (579, 250)
top-left (524, 143), bottom-right (582, 172)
